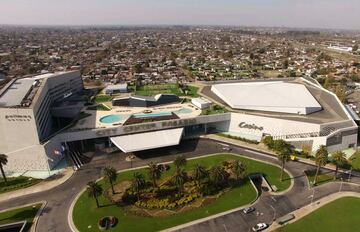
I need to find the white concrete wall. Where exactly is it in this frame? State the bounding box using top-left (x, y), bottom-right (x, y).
top-left (0, 108), bottom-right (39, 152)
top-left (327, 133), bottom-right (358, 153)
top-left (227, 113), bottom-right (320, 138)
top-left (3, 144), bottom-right (49, 173)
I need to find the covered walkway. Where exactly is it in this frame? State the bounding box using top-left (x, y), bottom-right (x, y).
top-left (110, 128), bottom-right (184, 152)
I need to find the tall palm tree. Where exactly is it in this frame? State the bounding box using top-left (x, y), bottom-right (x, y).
top-left (103, 166), bottom-right (117, 194)
top-left (331, 151), bottom-right (347, 180)
top-left (231, 160), bottom-right (247, 183)
top-left (87, 181), bottom-right (103, 208)
top-left (192, 164), bottom-right (208, 190)
top-left (131, 172), bottom-right (145, 201)
top-left (277, 148), bottom-right (291, 181)
top-left (173, 155), bottom-right (187, 173)
top-left (314, 146), bottom-right (329, 185)
top-left (0, 154), bottom-right (8, 184)
top-left (147, 162), bottom-right (161, 188)
top-left (210, 165), bottom-right (228, 189)
top-left (171, 171), bottom-right (187, 195)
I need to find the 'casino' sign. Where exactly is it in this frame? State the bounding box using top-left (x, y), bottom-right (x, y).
top-left (238, 122), bottom-right (263, 131)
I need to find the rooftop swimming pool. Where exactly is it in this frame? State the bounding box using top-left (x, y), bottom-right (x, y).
top-left (100, 115), bottom-right (122, 124)
top-left (99, 108), bottom-right (194, 124)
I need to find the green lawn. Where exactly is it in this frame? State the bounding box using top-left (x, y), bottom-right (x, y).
top-left (95, 95), bottom-right (112, 103)
top-left (0, 203), bottom-right (42, 232)
top-left (73, 154), bottom-right (291, 232)
top-left (0, 176), bottom-right (41, 194)
top-left (277, 197), bottom-right (360, 232)
top-left (304, 170), bottom-right (333, 186)
top-left (135, 84), bottom-right (198, 97)
top-left (201, 104), bottom-right (228, 115)
top-left (349, 152), bottom-right (360, 171)
top-left (87, 104), bottom-right (111, 111)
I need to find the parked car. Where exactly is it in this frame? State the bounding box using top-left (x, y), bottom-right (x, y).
top-left (252, 223), bottom-right (268, 232)
top-left (222, 146), bottom-right (232, 151)
top-left (243, 207), bottom-right (255, 214)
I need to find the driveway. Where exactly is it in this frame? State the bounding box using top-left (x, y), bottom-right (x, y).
top-left (0, 138), bottom-right (359, 232)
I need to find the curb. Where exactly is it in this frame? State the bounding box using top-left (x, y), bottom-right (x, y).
top-left (31, 201), bottom-right (47, 232)
top-left (163, 176), bottom-right (261, 232)
top-left (0, 168), bottom-right (75, 203)
top-left (0, 201), bottom-right (46, 232)
top-left (268, 191), bottom-right (360, 231)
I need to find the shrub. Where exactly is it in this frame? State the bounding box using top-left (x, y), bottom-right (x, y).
top-left (218, 133), bottom-right (259, 144)
top-left (122, 189), bottom-right (137, 204)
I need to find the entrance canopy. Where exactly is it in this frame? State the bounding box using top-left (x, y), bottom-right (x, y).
top-left (110, 128), bottom-right (184, 153)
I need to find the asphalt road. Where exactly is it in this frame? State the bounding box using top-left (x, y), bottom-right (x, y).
top-left (1, 138), bottom-right (360, 232)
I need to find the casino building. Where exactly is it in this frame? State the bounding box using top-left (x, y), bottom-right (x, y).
top-left (0, 72), bottom-right (358, 175)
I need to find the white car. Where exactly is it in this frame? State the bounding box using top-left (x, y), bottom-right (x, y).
top-left (252, 223), bottom-right (268, 232)
top-left (242, 207), bottom-right (255, 214)
top-left (222, 146), bottom-right (232, 151)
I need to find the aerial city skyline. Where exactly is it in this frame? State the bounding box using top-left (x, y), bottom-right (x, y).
top-left (0, 0), bottom-right (360, 30)
top-left (0, 1), bottom-right (360, 232)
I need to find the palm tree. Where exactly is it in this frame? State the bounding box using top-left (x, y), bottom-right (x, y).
top-left (147, 162), bottom-right (161, 188)
top-left (131, 172), bottom-right (145, 200)
top-left (210, 165), bottom-right (228, 189)
top-left (171, 171), bottom-right (187, 195)
top-left (87, 181), bottom-right (103, 208)
top-left (173, 155), bottom-right (187, 173)
top-left (314, 146), bottom-right (329, 185)
top-left (192, 164), bottom-right (208, 190)
top-left (331, 151), bottom-right (347, 180)
top-left (277, 148), bottom-right (291, 181)
top-left (231, 160), bottom-right (247, 183)
top-left (0, 154), bottom-right (8, 184)
top-left (103, 166), bottom-right (117, 194)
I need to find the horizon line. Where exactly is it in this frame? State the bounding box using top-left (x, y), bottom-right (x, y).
top-left (0, 23), bottom-right (359, 32)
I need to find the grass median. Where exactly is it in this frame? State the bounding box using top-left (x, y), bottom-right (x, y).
top-left (0, 203), bottom-right (42, 231)
top-left (277, 197), bottom-right (360, 232)
top-left (0, 176), bottom-right (41, 194)
top-left (73, 153), bottom-right (291, 232)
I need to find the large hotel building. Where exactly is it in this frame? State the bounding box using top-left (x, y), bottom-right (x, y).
top-left (0, 71), bottom-right (358, 175)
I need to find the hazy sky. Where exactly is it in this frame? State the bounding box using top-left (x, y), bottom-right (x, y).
top-left (0, 0), bottom-right (359, 30)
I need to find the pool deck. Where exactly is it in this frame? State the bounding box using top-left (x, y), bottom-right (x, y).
top-left (71, 102), bottom-right (201, 130)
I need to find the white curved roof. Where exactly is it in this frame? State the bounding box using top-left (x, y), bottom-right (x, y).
top-left (110, 128), bottom-right (183, 153)
top-left (211, 81), bottom-right (322, 115)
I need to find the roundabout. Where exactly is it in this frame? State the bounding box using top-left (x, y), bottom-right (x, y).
top-left (71, 153), bottom-right (291, 232)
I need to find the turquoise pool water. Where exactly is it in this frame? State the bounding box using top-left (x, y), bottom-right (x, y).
top-left (133, 111), bottom-right (172, 119)
top-left (176, 108), bottom-right (193, 114)
top-left (100, 115), bottom-right (122, 124)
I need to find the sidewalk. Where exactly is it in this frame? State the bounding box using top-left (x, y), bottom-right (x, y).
top-left (268, 191), bottom-right (360, 231)
top-left (0, 168), bottom-right (74, 203)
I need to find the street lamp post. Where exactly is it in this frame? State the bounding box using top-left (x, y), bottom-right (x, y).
top-left (311, 188), bottom-right (315, 206)
top-left (339, 177), bottom-right (343, 192)
top-left (126, 154), bottom-right (135, 168)
top-left (348, 168), bottom-right (352, 182)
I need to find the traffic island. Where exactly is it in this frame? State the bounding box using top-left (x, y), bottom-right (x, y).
top-left (72, 153), bottom-right (291, 232)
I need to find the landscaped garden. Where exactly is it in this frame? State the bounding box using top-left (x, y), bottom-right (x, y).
top-left (349, 151), bottom-right (360, 171)
top-left (0, 203), bottom-right (42, 232)
top-left (0, 176), bottom-right (40, 194)
top-left (73, 153), bottom-right (291, 232)
top-left (135, 84), bottom-right (199, 97)
top-left (277, 197), bottom-right (360, 232)
top-left (304, 170), bottom-right (333, 186)
top-left (201, 104), bottom-right (228, 115)
top-left (95, 94), bottom-right (113, 103)
top-left (0, 154), bottom-right (41, 194)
